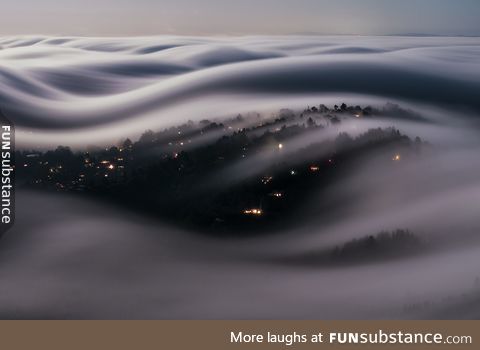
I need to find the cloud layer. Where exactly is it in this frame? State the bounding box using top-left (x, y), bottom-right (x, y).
top-left (1, 35), bottom-right (479, 147)
top-left (1, 36), bottom-right (480, 319)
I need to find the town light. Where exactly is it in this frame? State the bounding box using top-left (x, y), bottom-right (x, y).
top-left (243, 209), bottom-right (263, 216)
top-left (261, 176), bottom-right (273, 185)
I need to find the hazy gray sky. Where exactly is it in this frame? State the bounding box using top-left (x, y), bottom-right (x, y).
top-left (1, 0), bottom-right (479, 36)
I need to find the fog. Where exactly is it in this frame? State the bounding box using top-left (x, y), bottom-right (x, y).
top-left (0, 35), bottom-right (480, 319)
top-left (0, 35), bottom-right (479, 147)
top-left (1, 180), bottom-right (479, 319)
top-left (2, 117), bottom-right (480, 319)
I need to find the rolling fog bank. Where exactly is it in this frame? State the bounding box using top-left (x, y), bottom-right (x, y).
top-left (0, 188), bottom-right (478, 319)
top-left (1, 35), bottom-right (479, 319)
top-left (0, 35), bottom-right (479, 148)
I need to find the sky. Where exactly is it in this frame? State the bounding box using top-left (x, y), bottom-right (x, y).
top-left (1, 0), bottom-right (479, 37)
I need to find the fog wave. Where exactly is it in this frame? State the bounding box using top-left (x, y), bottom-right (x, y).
top-left (1, 36), bottom-right (480, 319)
top-left (0, 35), bottom-right (479, 147)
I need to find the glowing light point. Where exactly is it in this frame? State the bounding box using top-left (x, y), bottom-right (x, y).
top-left (243, 208), bottom-right (263, 216)
top-left (261, 176), bottom-right (273, 184)
top-left (278, 143), bottom-right (283, 150)
top-left (393, 154), bottom-right (401, 161)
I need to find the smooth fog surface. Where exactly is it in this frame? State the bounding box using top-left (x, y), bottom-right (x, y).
top-left (0, 35), bottom-right (480, 319)
top-left (0, 35), bottom-right (479, 147)
top-left (1, 187), bottom-right (479, 319)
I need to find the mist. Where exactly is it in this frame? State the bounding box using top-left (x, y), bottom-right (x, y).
top-left (1, 35), bottom-right (479, 147)
top-left (1, 35), bottom-right (480, 319)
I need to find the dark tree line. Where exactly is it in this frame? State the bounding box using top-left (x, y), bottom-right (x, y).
top-left (16, 103), bottom-right (427, 234)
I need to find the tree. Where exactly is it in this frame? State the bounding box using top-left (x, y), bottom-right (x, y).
top-left (307, 117), bottom-right (316, 128)
top-left (139, 130), bottom-right (155, 143)
top-left (122, 138), bottom-right (133, 149)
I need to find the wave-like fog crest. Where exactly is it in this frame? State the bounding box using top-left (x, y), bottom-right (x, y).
top-left (1, 35), bottom-right (480, 319)
top-left (0, 35), bottom-right (479, 147)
